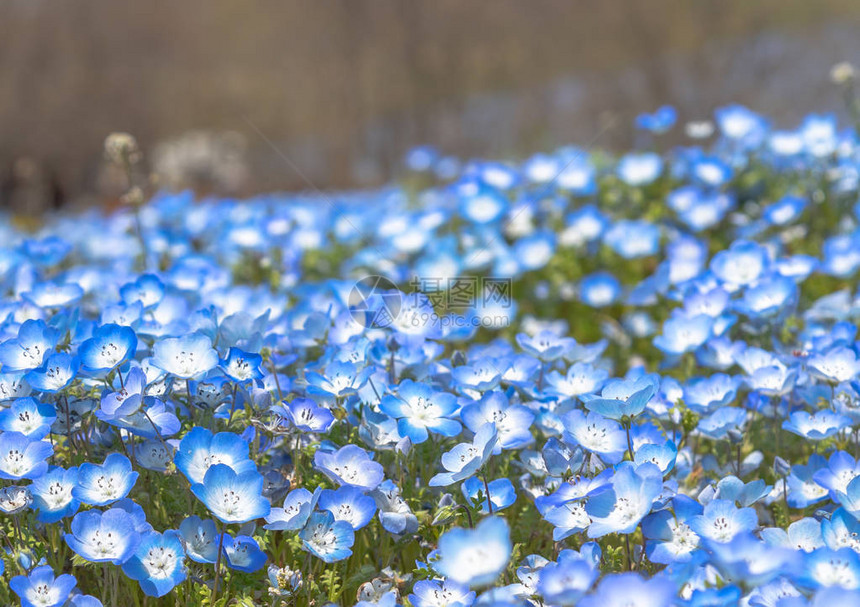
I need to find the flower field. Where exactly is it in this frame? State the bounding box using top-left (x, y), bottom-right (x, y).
top-left (3, 101), bottom-right (860, 606)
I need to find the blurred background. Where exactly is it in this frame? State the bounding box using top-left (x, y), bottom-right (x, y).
top-left (1, 0), bottom-right (859, 213)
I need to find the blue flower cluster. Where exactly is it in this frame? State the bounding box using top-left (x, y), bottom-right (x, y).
top-left (1, 102), bottom-right (860, 606)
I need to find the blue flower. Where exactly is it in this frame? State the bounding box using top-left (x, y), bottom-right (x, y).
top-left (73, 452), bottom-right (138, 506)
top-left (379, 379), bottom-right (460, 444)
top-left (616, 153), bottom-right (663, 187)
top-left (537, 556), bottom-right (598, 605)
top-left (99, 366), bottom-right (147, 420)
top-left (783, 410), bottom-right (852, 441)
top-left (545, 362), bottom-right (609, 401)
top-left (434, 516), bottom-right (511, 587)
top-left (313, 444), bottom-right (384, 491)
top-left (562, 409), bottom-right (627, 464)
top-left (31, 466), bottom-right (80, 522)
top-left (121, 530), bottom-right (187, 597)
top-left (429, 423), bottom-right (498, 487)
top-left (0, 397), bottom-right (56, 439)
top-left (174, 427), bottom-right (256, 485)
top-left (461, 476), bottom-right (516, 514)
top-left (578, 573), bottom-right (676, 607)
top-left (653, 313), bottom-right (713, 356)
top-left (581, 375), bottom-right (659, 421)
top-left (219, 347), bottom-right (263, 383)
top-left (372, 480), bottom-right (418, 536)
top-left (409, 579), bottom-right (475, 607)
top-left (190, 463), bottom-right (271, 525)
top-left (277, 398), bottom-right (334, 433)
top-left (604, 220), bottom-right (661, 259)
top-left (642, 495), bottom-right (702, 564)
top-left (0, 319), bottom-right (57, 371)
top-left (299, 510), bottom-right (354, 563)
top-left (682, 374), bottom-right (739, 414)
top-left (0, 431), bottom-right (52, 480)
top-left (461, 391), bottom-right (534, 451)
top-left (78, 324), bottom-right (137, 373)
top-left (585, 462), bottom-right (663, 537)
top-left (25, 352), bottom-right (79, 393)
top-left (64, 507), bottom-right (142, 564)
top-left (223, 534), bottom-right (267, 572)
top-left (689, 499), bottom-right (757, 543)
top-left (10, 565), bottom-right (77, 607)
top-left (178, 515), bottom-right (221, 563)
top-left (710, 240), bottom-right (770, 290)
top-left (305, 361), bottom-right (372, 399)
top-left (265, 487), bottom-right (315, 531)
top-left (635, 105), bottom-right (677, 133)
top-left (151, 333), bottom-right (219, 379)
top-left (809, 346), bottom-right (860, 384)
top-left (318, 485), bottom-right (377, 530)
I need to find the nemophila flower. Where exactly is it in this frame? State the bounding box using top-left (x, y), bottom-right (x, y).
top-left (190, 463), bottom-right (271, 524)
top-left (461, 391), bottom-right (534, 451)
top-left (537, 557), bottom-right (599, 606)
top-left (434, 516), bottom-right (511, 587)
top-left (579, 272), bottom-right (621, 308)
top-left (25, 352), bottom-right (78, 393)
top-left (451, 357), bottom-right (505, 392)
top-left (690, 155), bottom-right (733, 188)
top-left (696, 406), bottom-right (747, 440)
top-left (408, 579), bottom-right (475, 607)
top-left (712, 476), bottom-right (770, 507)
top-left (136, 439), bottom-right (174, 472)
top-left (543, 364), bottom-right (605, 403)
top-left (151, 333), bottom-right (219, 379)
top-left (822, 508), bottom-right (860, 552)
top-left (581, 375), bottom-right (659, 421)
top-left (299, 510), bottom-right (354, 563)
top-left (31, 466), bottom-right (79, 522)
top-left (808, 346), bottom-right (860, 383)
top-left (174, 427), bottom-right (255, 485)
top-left (0, 431), bottom-right (52, 480)
top-left (642, 495), bottom-right (702, 564)
top-left (783, 410), bottom-right (852, 441)
top-left (809, 451), bottom-right (857, 501)
top-left (178, 516), bottom-right (221, 563)
top-left (682, 373), bottom-right (739, 414)
top-left (372, 479), bottom-right (418, 535)
top-left (688, 499), bottom-right (757, 543)
top-left (0, 370), bottom-right (31, 402)
top-left (122, 530), bottom-right (186, 597)
top-left (0, 484), bottom-right (32, 514)
top-left (513, 231), bottom-right (556, 273)
top-left (0, 397), bottom-right (56, 439)
top-left (99, 366), bottom-right (147, 419)
top-left (516, 330), bottom-right (575, 362)
top-left (715, 103), bottom-right (768, 145)
top-left (265, 487), bottom-right (315, 531)
top-left (710, 239), bottom-right (770, 291)
top-left (223, 534), bottom-right (267, 573)
top-left (73, 452), bottom-right (138, 506)
top-left (277, 398), bottom-right (335, 433)
top-left (0, 319), bottom-right (57, 371)
top-left (380, 380), bottom-right (460, 444)
top-left (461, 476), bottom-right (516, 513)
top-left (318, 485), bottom-right (377, 530)
top-left (578, 573), bottom-right (677, 607)
top-left (735, 275), bottom-right (798, 319)
top-left (653, 312), bottom-right (713, 356)
top-left (10, 565), bottom-right (77, 607)
top-left (616, 152), bottom-right (663, 186)
top-left (761, 518), bottom-right (824, 552)
top-left (78, 324), bottom-right (137, 373)
top-left (798, 547), bottom-right (860, 590)
top-left (120, 273), bottom-right (165, 308)
top-left (429, 423), bottom-right (498, 487)
top-left (65, 507), bottom-right (142, 564)
top-left (219, 347), bottom-right (263, 383)
top-left (306, 360), bottom-right (372, 399)
top-left (585, 462), bottom-right (663, 537)
top-left (562, 409), bottom-right (627, 464)
top-left (460, 187), bottom-right (508, 224)
top-left (764, 195), bottom-right (807, 226)
top-left (635, 105), bottom-right (677, 133)
top-left (314, 444), bottom-right (384, 491)
top-left (634, 440), bottom-right (678, 475)
top-left (103, 397), bottom-right (181, 439)
top-left (604, 220), bottom-right (661, 259)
